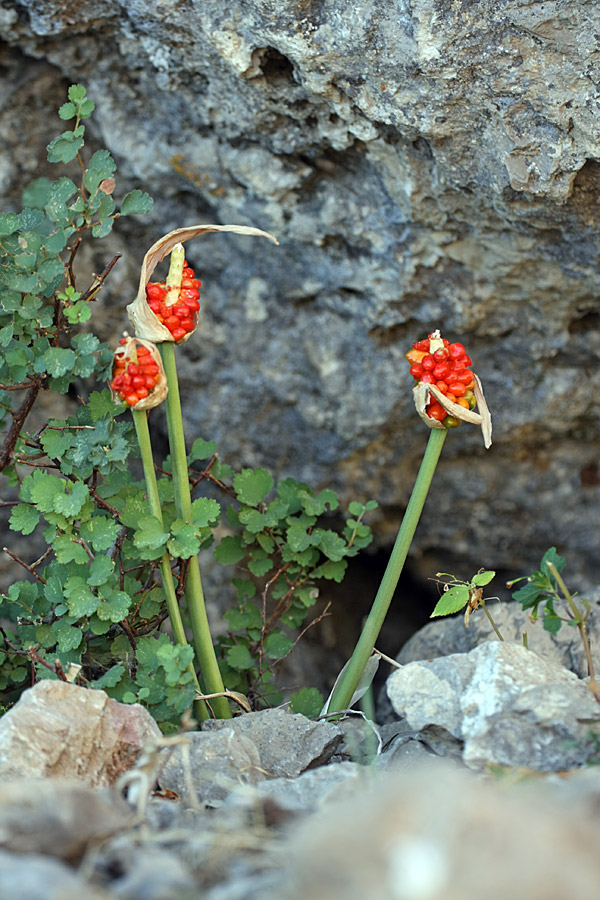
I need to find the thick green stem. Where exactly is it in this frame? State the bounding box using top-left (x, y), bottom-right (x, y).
top-left (159, 339), bottom-right (231, 719)
top-left (132, 408), bottom-right (210, 722)
top-left (327, 427), bottom-right (447, 714)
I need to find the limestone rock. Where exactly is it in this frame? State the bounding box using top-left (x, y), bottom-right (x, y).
top-left (0, 1), bottom-right (598, 590)
top-left (202, 708), bottom-right (344, 777)
top-left (158, 729), bottom-right (264, 807)
top-left (0, 680), bottom-right (161, 786)
top-left (386, 641), bottom-right (600, 770)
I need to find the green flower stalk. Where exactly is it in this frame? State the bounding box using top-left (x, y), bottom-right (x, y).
top-left (326, 330), bottom-right (492, 714)
top-left (109, 336), bottom-right (210, 720)
top-left (159, 246), bottom-right (231, 719)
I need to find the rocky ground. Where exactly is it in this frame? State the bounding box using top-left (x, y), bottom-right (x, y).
top-left (0, 1), bottom-right (598, 599)
top-left (2, 598), bottom-right (600, 900)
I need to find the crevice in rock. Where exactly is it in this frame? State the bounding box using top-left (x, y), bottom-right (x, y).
top-left (257, 47), bottom-right (296, 86)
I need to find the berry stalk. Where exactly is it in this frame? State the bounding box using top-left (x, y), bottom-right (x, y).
top-left (326, 427), bottom-right (447, 714)
top-left (131, 407), bottom-right (210, 722)
top-left (159, 253), bottom-right (231, 719)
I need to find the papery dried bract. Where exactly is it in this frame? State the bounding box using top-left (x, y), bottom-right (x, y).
top-left (413, 376), bottom-right (492, 448)
top-left (127, 224), bottom-right (279, 343)
top-left (110, 335), bottom-right (167, 410)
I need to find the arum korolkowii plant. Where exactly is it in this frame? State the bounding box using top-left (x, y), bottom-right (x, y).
top-left (126, 224), bottom-right (279, 344)
top-left (326, 329), bottom-right (492, 715)
top-left (121, 225), bottom-right (278, 719)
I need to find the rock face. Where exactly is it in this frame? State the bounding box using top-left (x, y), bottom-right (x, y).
top-left (1, 2), bottom-right (599, 588)
top-left (386, 641), bottom-right (600, 770)
top-left (0, 680), bottom-right (161, 786)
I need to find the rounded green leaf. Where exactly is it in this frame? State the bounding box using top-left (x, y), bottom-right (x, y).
top-left (471, 570), bottom-right (495, 587)
top-left (226, 644), bottom-right (254, 671)
top-left (233, 468), bottom-right (274, 506)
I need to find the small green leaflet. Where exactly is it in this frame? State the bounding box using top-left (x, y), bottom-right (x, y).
top-left (27, 471), bottom-right (66, 513)
top-left (121, 190), bottom-right (153, 216)
top-left (84, 149), bottom-right (116, 194)
top-left (133, 516), bottom-right (169, 559)
top-left (233, 468), bottom-right (274, 506)
top-left (188, 438), bottom-right (217, 462)
top-left (87, 555), bottom-right (115, 586)
top-left (214, 535), bottom-right (245, 565)
top-left (96, 591), bottom-right (131, 622)
top-left (289, 687), bottom-right (324, 719)
top-left (9, 504), bottom-right (40, 535)
top-left (191, 497), bottom-right (220, 527)
top-left (167, 521), bottom-right (200, 559)
top-left (65, 582), bottom-right (99, 617)
top-left (47, 130), bottom-right (85, 164)
top-left (53, 534), bottom-right (90, 564)
top-left (92, 665), bottom-right (125, 689)
top-left (79, 516), bottom-right (121, 552)
top-left (40, 428), bottom-right (71, 460)
top-left (53, 481), bottom-right (89, 518)
top-left (226, 644), bottom-right (254, 671)
top-left (431, 584), bottom-right (470, 618)
top-left (264, 632), bottom-right (293, 659)
top-left (34, 347), bottom-right (76, 378)
top-left (471, 570), bottom-right (495, 587)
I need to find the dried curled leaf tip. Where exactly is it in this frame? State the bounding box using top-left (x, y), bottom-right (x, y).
top-left (407, 330), bottom-right (492, 448)
top-left (127, 224), bottom-right (278, 343)
top-left (109, 335), bottom-right (167, 410)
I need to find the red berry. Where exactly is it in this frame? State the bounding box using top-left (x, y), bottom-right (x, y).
top-left (449, 382), bottom-right (466, 396)
top-left (433, 363), bottom-right (451, 380)
top-left (171, 327), bottom-right (187, 342)
top-left (412, 340), bottom-right (430, 352)
top-left (449, 343), bottom-right (466, 360)
top-left (421, 355), bottom-right (435, 371)
top-left (433, 348), bottom-right (448, 361)
top-left (427, 402), bottom-right (447, 421)
top-left (436, 381), bottom-right (449, 393)
top-left (409, 364), bottom-right (423, 378)
top-left (125, 393), bottom-right (139, 406)
top-left (420, 373), bottom-right (435, 384)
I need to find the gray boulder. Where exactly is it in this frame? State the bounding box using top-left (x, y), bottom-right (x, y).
top-left (386, 640), bottom-right (600, 770)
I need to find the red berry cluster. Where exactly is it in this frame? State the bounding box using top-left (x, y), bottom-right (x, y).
top-left (406, 332), bottom-right (476, 423)
top-left (111, 340), bottom-right (161, 407)
top-left (145, 262), bottom-right (201, 342)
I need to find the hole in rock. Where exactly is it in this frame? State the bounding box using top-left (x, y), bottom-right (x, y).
top-left (258, 47), bottom-right (296, 85)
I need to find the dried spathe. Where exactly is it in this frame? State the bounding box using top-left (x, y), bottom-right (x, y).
top-left (109, 335), bottom-right (167, 409)
top-left (127, 224), bottom-right (279, 343)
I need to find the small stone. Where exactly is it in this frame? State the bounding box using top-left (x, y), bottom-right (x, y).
top-left (202, 708), bottom-right (343, 778)
top-left (0, 850), bottom-right (113, 900)
top-left (250, 761), bottom-right (365, 814)
top-left (0, 680), bottom-right (161, 787)
top-left (0, 778), bottom-right (130, 861)
top-left (158, 729), bottom-right (264, 806)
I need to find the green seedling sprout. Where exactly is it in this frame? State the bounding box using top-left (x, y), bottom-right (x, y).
top-left (509, 547), bottom-right (599, 695)
top-left (431, 569), bottom-right (504, 639)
